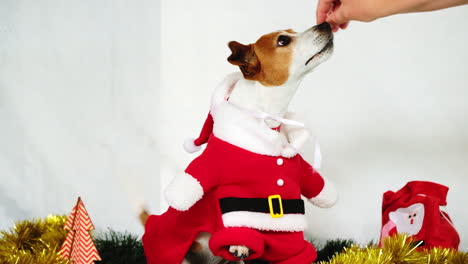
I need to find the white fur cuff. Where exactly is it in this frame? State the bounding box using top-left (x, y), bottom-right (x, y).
top-left (183, 138), bottom-right (202, 153)
top-left (309, 178), bottom-right (338, 208)
top-left (164, 173), bottom-right (204, 211)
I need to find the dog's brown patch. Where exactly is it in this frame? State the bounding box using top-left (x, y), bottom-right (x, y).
top-left (253, 31), bottom-right (294, 86)
top-left (227, 30), bottom-right (295, 86)
top-left (228, 41), bottom-right (261, 80)
top-left (189, 241), bottom-right (204, 252)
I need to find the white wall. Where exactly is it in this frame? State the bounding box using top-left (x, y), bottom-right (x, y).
top-left (1, 0), bottom-right (467, 251)
top-left (0, 0), bottom-right (160, 234)
top-left (158, 0), bottom-right (468, 250)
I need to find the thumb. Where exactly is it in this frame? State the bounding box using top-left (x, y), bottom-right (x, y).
top-left (326, 7), bottom-right (348, 25)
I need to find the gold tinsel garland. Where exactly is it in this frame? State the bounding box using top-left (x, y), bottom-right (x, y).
top-left (0, 215), bottom-right (69, 264)
top-left (1, 216), bottom-right (467, 264)
top-left (318, 235), bottom-right (468, 264)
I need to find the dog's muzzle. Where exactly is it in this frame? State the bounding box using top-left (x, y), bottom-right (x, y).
top-left (305, 39), bottom-right (333, 66)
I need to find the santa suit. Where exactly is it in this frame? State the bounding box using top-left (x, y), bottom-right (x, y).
top-left (143, 73), bottom-right (337, 264)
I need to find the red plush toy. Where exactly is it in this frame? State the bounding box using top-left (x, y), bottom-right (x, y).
top-left (380, 181), bottom-right (460, 250)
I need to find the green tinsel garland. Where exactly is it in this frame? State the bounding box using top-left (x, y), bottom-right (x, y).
top-left (94, 229), bottom-right (146, 264)
top-left (314, 238), bottom-right (356, 262)
top-left (1, 216), bottom-right (466, 264)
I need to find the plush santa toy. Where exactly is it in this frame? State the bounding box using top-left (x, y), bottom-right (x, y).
top-left (380, 181), bottom-right (460, 249)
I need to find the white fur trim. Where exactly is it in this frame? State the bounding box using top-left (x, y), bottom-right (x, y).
top-left (309, 178), bottom-right (338, 208)
top-left (222, 211), bottom-right (307, 232)
top-left (280, 113), bottom-right (310, 157)
top-left (313, 142), bottom-right (322, 169)
top-left (183, 138), bottom-right (202, 153)
top-left (212, 101), bottom-right (288, 156)
top-left (282, 112), bottom-right (310, 147)
top-left (210, 73), bottom-right (288, 156)
top-left (164, 173), bottom-right (203, 211)
top-left (209, 74), bottom-right (311, 156)
top-left (281, 144), bottom-right (298, 158)
top-left (210, 72), bottom-right (243, 108)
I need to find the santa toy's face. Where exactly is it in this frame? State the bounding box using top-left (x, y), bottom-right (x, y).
top-left (389, 203), bottom-right (425, 236)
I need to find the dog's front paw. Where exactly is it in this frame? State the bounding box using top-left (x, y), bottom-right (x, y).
top-left (229, 245), bottom-right (250, 259)
top-left (281, 145), bottom-right (298, 158)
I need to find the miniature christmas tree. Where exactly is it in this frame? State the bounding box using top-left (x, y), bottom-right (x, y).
top-left (60, 197), bottom-right (101, 264)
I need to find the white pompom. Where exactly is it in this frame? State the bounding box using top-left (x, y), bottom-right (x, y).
top-left (183, 138), bottom-right (202, 153)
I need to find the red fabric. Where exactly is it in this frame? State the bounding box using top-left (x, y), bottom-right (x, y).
top-left (271, 125), bottom-right (281, 132)
top-left (143, 135), bottom-right (325, 263)
top-left (210, 228), bottom-right (316, 264)
top-left (379, 181), bottom-right (460, 250)
top-left (209, 227), bottom-right (266, 260)
top-left (193, 113), bottom-right (214, 146)
top-left (187, 135), bottom-right (325, 201)
top-left (142, 191), bottom-right (220, 264)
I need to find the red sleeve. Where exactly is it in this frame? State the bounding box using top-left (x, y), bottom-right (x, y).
top-left (185, 144), bottom-right (221, 193)
top-left (298, 155), bottom-right (325, 199)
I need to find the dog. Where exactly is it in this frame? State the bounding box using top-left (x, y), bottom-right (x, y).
top-left (142, 22), bottom-right (337, 264)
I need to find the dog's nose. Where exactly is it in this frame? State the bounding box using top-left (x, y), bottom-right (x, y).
top-left (316, 22), bottom-right (332, 33)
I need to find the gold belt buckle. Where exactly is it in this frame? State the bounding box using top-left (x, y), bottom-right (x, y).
top-left (268, 194), bottom-right (284, 218)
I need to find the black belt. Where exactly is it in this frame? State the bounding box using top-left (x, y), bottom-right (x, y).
top-left (219, 196), bottom-right (304, 218)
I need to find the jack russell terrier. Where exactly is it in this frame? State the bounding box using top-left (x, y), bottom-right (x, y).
top-left (141, 22), bottom-right (337, 264)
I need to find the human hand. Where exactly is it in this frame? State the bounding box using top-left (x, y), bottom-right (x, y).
top-left (316, 0), bottom-right (468, 32)
top-left (316, 0), bottom-right (349, 32)
top-left (316, 0), bottom-right (386, 32)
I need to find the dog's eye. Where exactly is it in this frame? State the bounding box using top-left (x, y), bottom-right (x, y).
top-left (277, 35), bottom-right (291, 47)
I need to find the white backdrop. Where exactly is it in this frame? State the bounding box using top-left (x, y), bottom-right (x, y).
top-left (158, 0), bottom-right (468, 250)
top-left (1, 0), bottom-right (468, 251)
top-left (0, 0), bottom-right (160, 235)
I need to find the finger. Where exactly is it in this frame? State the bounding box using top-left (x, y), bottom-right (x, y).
top-left (329, 23), bottom-right (338, 32)
top-left (326, 20), bottom-right (340, 32)
top-left (316, 0), bottom-right (337, 24)
top-left (339, 22), bottom-right (349, 29)
top-left (326, 6), bottom-right (348, 26)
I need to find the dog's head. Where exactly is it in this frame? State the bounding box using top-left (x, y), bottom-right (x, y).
top-left (227, 23), bottom-right (333, 86)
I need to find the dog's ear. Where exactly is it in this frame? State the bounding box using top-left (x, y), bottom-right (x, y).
top-left (227, 41), bottom-right (261, 79)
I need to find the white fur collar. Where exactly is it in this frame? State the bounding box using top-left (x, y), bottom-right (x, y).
top-left (210, 73), bottom-right (309, 157)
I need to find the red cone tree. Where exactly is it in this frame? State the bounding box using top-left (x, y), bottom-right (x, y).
top-left (60, 197), bottom-right (101, 264)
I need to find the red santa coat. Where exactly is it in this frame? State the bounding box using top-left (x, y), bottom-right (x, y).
top-left (143, 73), bottom-right (337, 263)
top-left (187, 135), bottom-right (325, 232)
